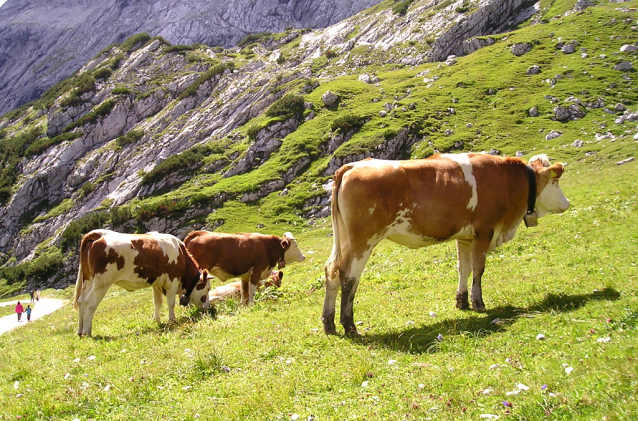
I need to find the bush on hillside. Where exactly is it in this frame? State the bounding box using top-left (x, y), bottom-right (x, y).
top-left (115, 129), bottom-right (144, 148)
top-left (120, 33), bottom-right (151, 53)
top-left (266, 95), bottom-right (305, 120)
top-left (60, 211), bottom-right (110, 251)
top-left (330, 113), bottom-right (365, 133)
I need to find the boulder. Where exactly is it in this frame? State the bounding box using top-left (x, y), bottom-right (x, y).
top-left (511, 43), bottom-right (532, 56)
top-left (613, 62), bottom-right (633, 71)
top-left (322, 91), bottom-right (339, 107)
top-left (526, 65), bottom-right (541, 75)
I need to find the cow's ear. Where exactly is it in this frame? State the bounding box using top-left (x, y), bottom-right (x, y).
top-left (544, 163), bottom-right (565, 179)
top-left (281, 238), bottom-right (291, 250)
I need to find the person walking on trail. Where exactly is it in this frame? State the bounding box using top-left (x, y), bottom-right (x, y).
top-left (15, 301), bottom-right (23, 322)
top-left (36, 289), bottom-right (40, 302)
top-left (29, 291), bottom-right (35, 303)
top-left (25, 305), bottom-right (32, 322)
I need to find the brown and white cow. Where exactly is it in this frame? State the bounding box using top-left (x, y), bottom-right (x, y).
top-left (73, 229), bottom-right (211, 337)
top-left (209, 271), bottom-right (284, 303)
top-left (184, 231), bottom-right (304, 305)
top-left (323, 153), bottom-right (570, 336)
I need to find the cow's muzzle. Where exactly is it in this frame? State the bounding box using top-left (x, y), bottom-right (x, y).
top-left (179, 294), bottom-right (190, 306)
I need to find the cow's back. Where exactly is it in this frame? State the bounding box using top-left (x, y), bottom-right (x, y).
top-left (335, 155), bottom-right (529, 247)
top-left (185, 231), bottom-right (280, 277)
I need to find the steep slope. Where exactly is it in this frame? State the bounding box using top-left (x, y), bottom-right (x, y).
top-left (0, 0), bottom-right (383, 115)
top-left (0, 0), bottom-right (636, 295)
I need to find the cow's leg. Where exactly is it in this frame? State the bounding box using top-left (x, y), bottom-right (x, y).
top-left (340, 250), bottom-right (373, 337)
top-left (322, 267), bottom-right (340, 335)
top-left (152, 287), bottom-right (164, 323)
top-left (240, 273), bottom-right (251, 306)
top-left (165, 287), bottom-right (177, 322)
top-left (470, 235), bottom-right (491, 312)
top-left (80, 284), bottom-right (109, 337)
top-left (247, 269), bottom-right (263, 305)
top-left (456, 240), bottom-right (472, 310)
top-left (76, 280), bottom-right (89, 336)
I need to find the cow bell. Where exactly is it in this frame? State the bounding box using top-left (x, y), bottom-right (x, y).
top-left (179, 294), bottom-right (190, 306)
top-left (524, 211), bottom-right (538, 228)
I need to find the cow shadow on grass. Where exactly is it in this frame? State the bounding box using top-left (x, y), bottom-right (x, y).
top-left (88, 307), bottom-right (217, 340)
top-left (359, 287), bottom-right (620, 354)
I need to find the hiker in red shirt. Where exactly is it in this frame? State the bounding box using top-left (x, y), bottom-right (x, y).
top-left (15, 301), bottom-right (23, 321)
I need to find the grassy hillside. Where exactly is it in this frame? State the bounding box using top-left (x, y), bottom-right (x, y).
top-left (0, 2), bottom-right (637, 417)
top-left (0, 146), bottom-right (636, 419)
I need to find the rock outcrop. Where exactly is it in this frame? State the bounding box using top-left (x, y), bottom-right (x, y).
top-left (0, 0), bottom-right (383, 115)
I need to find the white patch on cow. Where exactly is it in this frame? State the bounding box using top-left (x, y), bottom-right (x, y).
top-left (368, 205), bottom-right (376, 215)
top-left (147, 232), bottom-right (181, 263)
top-left (351, 159), bottom-right (401, 169)
top-left (284, 237), bottom-right (306, 264)
top-left (449, 225), bottom-right (475, 241)
top-left (536, 180), bottom-right (570, 217)
top-left (442, 154), bottom-right (478, 210)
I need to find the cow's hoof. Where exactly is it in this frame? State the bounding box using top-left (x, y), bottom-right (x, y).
top-left (456, 292), bottom-right (470, 310)
top-left (323, 322), bottom-right (338, 336)
top-left (471, 301), bottom-right (486, 312)
top-left (344, 326), bottom-right (360, 338)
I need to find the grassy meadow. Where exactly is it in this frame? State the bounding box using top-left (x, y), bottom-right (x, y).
top-left (0, 146), bottom-right (636, 420)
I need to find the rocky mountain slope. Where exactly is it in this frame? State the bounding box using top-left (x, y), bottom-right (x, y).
top-left (0, 0), bottom-right (383, 115)
top-left (0, 0), bottom-right (636, 295)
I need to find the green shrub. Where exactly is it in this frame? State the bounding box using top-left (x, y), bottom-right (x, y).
top-left (237, 32), bottom-right (273, 48)
top-left (110, 206), bottom-right (133, 227)
top-left (111, 86), bottom-right (131, 95)
top-left (164, 44), bottom-right (195, 54)
top-left (135, 198), bottom-right (189, 221)
top-left (120, 33), bottom-right (151, 53)
top-left (141, 143), bottom-right (219, 186)
top-left (0, 248), bottom-right (64, 286)
top-left (265, 95), bottom-right (305, 120)
top-left (178, 62), bottom-right (234, 100)
top-left (392, 0), bottom-right (415, 15)
top-left (25, 132), bottom-right (83, 157)
top-left (93, 67), bottom-right (112, 80)
top-left (60, 74), bottom-right (96, 108)
top-left (0, 127), bottom-right (44, 204)
top-left (330, 113), bottom-right (365, 132)
top-left (109, 53), bottom-right (126, 70)
top-left (247, 125), bottom-right (261, 140)
top-left (64, 100), bottom-right (116, 132)
top-left (115, 129), bottom-right (144, 148)
top-left (60, 211), bottom-right (110, 251)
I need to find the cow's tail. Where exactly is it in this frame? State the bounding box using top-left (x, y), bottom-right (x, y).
top-left (324, 164), bottom-right (353, 281)
top-left (73, 231), bottom-right (102, 309)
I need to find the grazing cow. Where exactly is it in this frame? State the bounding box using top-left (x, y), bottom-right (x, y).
top-left (73, 229), bottom-right (211, 337)
top-left (209, 271), bottom-right (284, 303)
top-left (323, 153), bottom-right (570, 336)
top-left (184, 231), bottom-right (304, 305)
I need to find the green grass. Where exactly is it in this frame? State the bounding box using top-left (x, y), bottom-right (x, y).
top-left (0, 150), bottom-right (636, 419)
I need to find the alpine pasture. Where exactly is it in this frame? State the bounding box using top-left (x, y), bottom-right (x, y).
top-left (0, 149), bottom-right (636, 420)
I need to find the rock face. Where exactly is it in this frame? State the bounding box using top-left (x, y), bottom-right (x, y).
top-left (430, 0), bottom-right (539, 61)
top-left (0, 0), bottom-right (383, 115)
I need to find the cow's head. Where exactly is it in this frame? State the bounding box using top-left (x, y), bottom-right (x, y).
top-left (180, 269), bottom-right (211, 309)
top-left (529, 155), bottom-right (570, 217)
top-left (280, 232), bottom-right (305, 268)
top-left (266, 270), bottom-right (284, 288)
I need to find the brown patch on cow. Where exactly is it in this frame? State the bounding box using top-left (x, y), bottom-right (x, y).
top-left (184, 231), bottom-right (285, 281)
top-left (130, 238), bottom-right (183, 285)
top-left (84, 237), bottom-right (125, 278)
